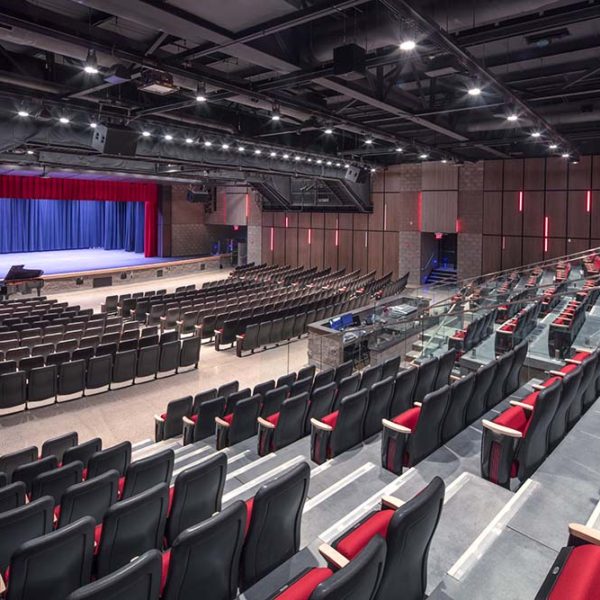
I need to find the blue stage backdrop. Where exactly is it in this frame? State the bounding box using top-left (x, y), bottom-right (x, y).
top-left (0, 198), bottom-right (145, 254)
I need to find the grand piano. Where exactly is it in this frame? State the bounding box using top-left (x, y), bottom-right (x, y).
top-left (0, 265), bottom-right (45, 298)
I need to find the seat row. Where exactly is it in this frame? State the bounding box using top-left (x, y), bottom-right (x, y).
top-left (0, 337), bottom-right (201, 416)
top-left (495, 288), bottom-right (530, 323)
top-left (448, 309), bottom-right (496, 356)
top-left (539, 279), bottom-right (569, 316)
top-left (495, 300), bottom-right (541, 353)
top-left (548, 296), bottom-right (588, 359)
top-left (481, 349), bottom-right (600, 488)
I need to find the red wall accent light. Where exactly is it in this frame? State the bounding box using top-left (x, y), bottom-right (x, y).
top-left (502, 236), bottom-right (506, 250)
top-left (544, 216), bottom-right (549, 252)
top-left (455, 218), bottom-right (460, 233)
top-left (270, 227), bottom-right (274, 252)
top-left (587, 190), bottom-right (592, 213)
top-left (308, 228), bottom-right (312, 244)
top-left (285, 216), bottom-right (289, 228)
top-left (335, 229), bottom-right (339, 247)
top-left (245, 193), bottom-right (249, 220)
top-left (518, 190), bottom-right (523, 212)
top-left (435, 232), bottom-right (443, 240)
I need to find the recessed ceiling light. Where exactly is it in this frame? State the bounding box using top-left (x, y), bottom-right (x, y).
top-left (204, 140), bottom-right (212, 147)
top-left (90, 122), bottom-right (98, 129)
top-left (335, 162), bottom-right (341, 167)
top-left (506, 114), bottom-right (518, 122)
top-left (185, 138), bottom-right (193, 144)
top-left (562, 152), bottom-right (570, 158)
top-left (365, 138), bottom-right (373, 145)
top-left (324, 127), bottom-right (333, 135)
top-left (549, 143), bottom-right (558, 150)
top-left (399, 40), bottom-right (416, 51)
top-left (84, 65), bottom-right (98, 74)
top-left (26, 150), bottom-right (34, 155)
top-left (316, 159), bottom-right (322, 164)
top-left (83, 49), bottom-right (98, 74)
top-left (294, 156), bottom-right (301, 161)
top-left (344, 163), bottom-right (349, 168)
top-left (531, 131), bottom-right (541, 138)
top-left (282, 153), bottom-right (289, 159)
top-left (59, 117), bottom-right (70, 124)
top-left (370, 168), bottom-right (376, 173)
top-left (307, 158), bottom-right (313, 163)
top-left (196, 94), bottom-right (207, 102)
top-left (17, 110), bottom-right (29, 118)
top-left (164, 134), bottom-right (173, 141)
top-left (270, 151), bottom-right (277, 157)
top-left (326, 160), bottom-right (332, 166)
top-left (395, 147), bottom-right (403, 152)
top-left (237, 146), bottom-right (245, 152)
top-left (467, 87), bottom-right (482, 96)
top-left (254, 149), bottom-right (262, 155)
top-left (441, 159), bottom-right (448, 163)
top-left (195, 82), bottom-right (207, 103)
top-left (142, 131), bottom-right (151, 137)
top-left (420, 153), bottom-right (428, 159)
top-left (222, 143), bottom-right (229, 150)
top-left (271, 105), bottom-right (281, 121)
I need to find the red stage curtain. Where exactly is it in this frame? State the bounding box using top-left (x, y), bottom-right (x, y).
top-left (0, 175), bottom-right (158, 257)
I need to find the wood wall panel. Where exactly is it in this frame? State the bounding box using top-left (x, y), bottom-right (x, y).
top-left (545, 191), bottom-right (567, 238)
top-left (369, 194), bottom-right (385, 230)
top-left (484, 161), bottom-right (503, 190)
top-left (353, 213), bottom-right (368, 230)
top-left (352, 230), bottom-right (369, 274)
top-left (502, 191), bottom-right (523, 236)
top-left (325, 212), bottom-right (338, 229)
top-left (545, 237), bottom-right (566, 259)
top-left (311, 213), bottom-right (324, 229)
top-left (568, 156), bottom-right (592, 190)
top-left (323, 230), bottom-right (338, 271)
top-left (523, 191), bottom-right (544, 237)
top-left (567, 190), bottom-right (590, 239)
top-left (421, 191), bottom-right (457, 232)
top-left (592, 156), bottom-right (600, 189)
top-left (338, 213), bottom-right (353, 229)
top-left (483, 192), bottom-right (502, 234)
top-left (503, 159), bottom-right (523, 191)
top-left (338, 230), bottom-right (353, 273)
top-left (482, 235), bottom-right (501, 274)
top-left (524, 158), bottom-right (544, 190)
top-left (285, 212), bottom-right (298, 228)
top-left (261, 226), bottom-right (272, 263)
top-left (592, 191), bottom-right (600, 239)
top-left (310, 227), bottom-right (324, 270)
top-left (522, 237), bottom-right (543, 265)
top-left (502, 236), bottom-right (522, 270)
top-left (421, 162), bottom-right (458, 190)
top-left (285, 227), bottom-right (298, 267)
top-left (262, 212), bottom-right (274, 226)
top-left (367, 231), bottom-right (383, 275)
top-left (567, 238), bottom-right (591, 253)
top-left (298, 213), bottom-right (311, 228)
top-left (546, 157), bottom-right (567, 189)
top-left (273, 212), bottom-right (286, 228)
top-left (273, 227), bottom-right (285, 266)
top-left (383, 231), bottom-right (399, 278)
top-left (297, 229), bottom-right (310, 267)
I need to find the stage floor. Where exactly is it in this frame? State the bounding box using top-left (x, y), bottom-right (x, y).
top-left (0, 249), bottom-right (205, 277)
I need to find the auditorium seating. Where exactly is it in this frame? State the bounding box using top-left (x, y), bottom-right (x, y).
top-left (448, 310), bottom-right (496, 356)
top-left (548, 296), bottom-right (588, 358)
top-left (495, 301), bottom-right (541, 353)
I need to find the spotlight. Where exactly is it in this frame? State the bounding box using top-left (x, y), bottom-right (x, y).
top-left (270, 151), bottom-right (277, 157)
top-left (506, 114), bottom-right (518, 122)
top-left (17, 110), bottom-right (29, 118)
top-left (324, 127), bottom-right (333, 135)
top-left (90, 122), bottom-right (98, 129)
top-left (399, 40), bottom-right (416, 51)
top-left (365, 138), bottom-right (373, 145)
top-left (335, 162), bottom-right (341, 167)
top-left (441, 159), bottom-right (448, 163)
top-left (344, 163), bottom-right (349, 168)
top-left (222, 143), bottom-right (230, 150)
top-left (26, 150), bottom-right (34, 155)
top-left (531, 131), bottom-right (541, 138)
top-left (571, 159), bottom-right (579, 165)
top-left (307, 158), bottom-right (313, 163)
top-left (203, 140), bottom-right (212, 147)
top-left (195, 83), bottom-right (207, 102)
top-left (164, 134), bottom-right (173, 141)
top-left (254, 149), bottom-right (262, 155)
top-left (467, 86), bottom-right (482, 96)
top-left (185, 138), bottom-right (193, 144)
top-left (59, 117), bottom-right (70, 124)
top-left (271, 105), bottom-right (281, 121)
top-left (326, 160), bottom-right (332, 166)
top-left (316, 159), bottom-right (322, 164)
top-left (142, 131), bottom-right (151, 137)
top-left (420, 153), bottom-right (428, 159)
top-left (395, 147), bottom-right (403, 152)
top-left (549, 143), bottom-right (558, 150)
top-left (83, 49), bottom-right (99, 74)
top-left (237, 146), bottom-right (245, 152)
top-left (562, 153), bottom-right (570, 158)
top-left (294, 156), bottom-right (301, 161)
top-left (370, 168), bottom-right (376, 173)
top-left (282, 153), bottom-right (289, 159)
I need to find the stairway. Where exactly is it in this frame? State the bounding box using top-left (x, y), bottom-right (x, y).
top-left (427, 267), bottom-right (458, 285)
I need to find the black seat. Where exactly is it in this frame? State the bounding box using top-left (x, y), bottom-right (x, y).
top-left (0, 370), bottom-right (26, 416)
top-left (183, 397), bottom-right (225, 444)
top-left (258, 392), bottom-right (309, 455)
top-left (96, 342), bottom-right (118, 358)
top-left (305, 382), bottom-right (337, 435)
top-left (58, 470), bottom-right (120, 529)
top-left (154, 396), bottom-right (193, 442)
top-left (260, 385), bottom-right (289, 419)
top-left (6, 517), bottom-right (95, 600)
top-left (281, 315), bottom-right (295, 341)
top-left (334, 360), bottom-right (353, 385)
top-left (31, 461), bottom-right (83, 506)
top-left (58, 359), bottom-right (86, 403)
top-left (178, 336), bottom-right (201, 372)
top-left (486, 352), bottom-right (513, 410)
top-left (297, 365), bottom-right (316, 383)
top-left (359, 365), bottom-right (382, 392)
top-left (269, 317), bottom-right (284, 345)
top-left (112, 350), bottom-right (137, 389)
top-left (135, 345), bottom-right (160, 383)
top-left (253, 379), bottom-right (275, 400)
top-left (276, 372), bottom-right (296, 390)
top-left (62, 438), bottom-right (102, 470)
top-left (223, 387), bottom-right (252, 415)
top-left (26, 365), bottom-right (57, 409)
top-left (162, 502), bottom-right (246, 600)
top-left (380, 356), bottom-right (401, 381)
top-left (311, 389), bottom-right (369, 464)
top-left (389, 367), bottom-right (418, 417)
top-left (19, 355), bottom-right (44, 376)
top-left (166, 452), bottom-right (227, 546)
top-left (290, 376), bottom-right (313, 398)
top-left (505, 340), bottom-right (528, 395)
top-left (465, 360), bottom-right (498, 423)
top-left (121, 449), bottom-right (175, 500)
top-left (215, 395), bottom-right (261, 450)
top-left (412, 357), bottom-right (439, 403)
top-left (0, 497), bottom-right (54, 574)
top-left (66, 549), bottom-right (162, 600)
top-left (157, 341), bottom-right (180, 378)
top-left (382, 386), bottom-right (451, 474)
top-left (86, 354), bottom-right (113, 396)
top-left (236, 323), bottom-right (260, 356)
top-left (0, 482), bottom-right (26, 514)
top-left (87, 441), bottom-right (132, 479)
top-left (240, 461), bottom-right (311, 590)
top-left (333, 372), bottom-right (360, 411)
top-left (441, 373), bottom-right (476, 443)
top-left (41, 431), bottom-right (78, 462)
top-left (312, 368), bottom-right (335, 392)
top-left (0, 447), bottom-right (38, 482)
top-left (257, 321), bottom-right (272, 349)
top-left (12, 455), bottom-right (58, 494)
top-left (96, 483), bottom-right (169, 578)
top-left (363, 376), bottom-right (394, 439)
top-left (434, 349), bottom-right (456, 389)
top-left (549, 368), bottom-right (582, 450)
top-left (217, 379), bottom-right (239, 400)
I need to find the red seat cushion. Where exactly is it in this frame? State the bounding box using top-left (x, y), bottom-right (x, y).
top-left (336, 510), bottom-right (395, 560)
top-left (560, 364), bottom-right (578, 375)
top-left (223, 413), bottom-right (234, 425)
top-left (82, 468), bottom-right (88, 480)
top-left (392, 406), bottom-right (421, 431)
top-left (160, 413), bottom-right (167, 420)
top-left (322, 411), bottom-right (339, 429)
top-left (117, 476), bottom-right (126, 498)
top-left (94, 523), bottom-right (103, 554)
top-left (54, 505), bottom-right (61, 522)
top-left (572, 351), bottom-right (591, 362)
top-left (245, 497), bottom-right (254, 536)
top-left (494, 406), bottom-right (532, 436)
top-left (160, 549), bottom-right (171, 594)
top-left (190, 414), bottom-right (198, 424)
top-left (542, 376), bottom-right (563, 389)
top-left (549, 545), bottom-right (600, 599)
top-left (521, 391), bottom-right (540, 407)
top-left (275, 568), bottom-right (333, 600)
top-left (267, 412), bottom-right (280, 427)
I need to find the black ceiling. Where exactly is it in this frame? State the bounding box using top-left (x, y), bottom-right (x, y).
top-left (0, 0), bottom-right (597, 176)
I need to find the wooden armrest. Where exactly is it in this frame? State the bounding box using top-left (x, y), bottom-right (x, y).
top-left (381, 495), bottom-right (405, 510)
top-left (176, 320), bottom-right (183, 325)
top-left (382, 418), bottom-right (412, 434)
top-left (551, 323), bottom-right (569, 329)
top-left (549, 370), bottom-right (566, 377)
top-left (510, 400), bottom-right (534, 411)
top-left (318, 543), bottom-right (349, 569)
top-left (236, 334), bottom-right (245, 340)
top-left (564, 358), bottom-right (582, 365)
top-left (531, 383), bottom-right (546, 391)
top-left (257, 416), bottom-right (275, 429)
top-left (153, 414), bottom-right (164, 423)
top-left (182, 416), bottom-right (195, 426)
top-left (450, 374), bottom-right (462, 381)
top-left (569, 523), bottom-right (600, 546)
top-left (0, 569), bottom-right (5, 594)
top-left (413, 401), bottom-right (422, 407)
top-left (310, 417), bottom-right (332, 432)
top-left (160, 316), bottom-right (167, 321)
top-left (215, 416), bottom-right (230, 428)
top-left (194, 324), bottom-right (203, 330)
top-left (481, 419), bottom-right (523, 438)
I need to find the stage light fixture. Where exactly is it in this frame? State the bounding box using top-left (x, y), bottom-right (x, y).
top-left (316, 159), bottom-right (322, 164)
top-left (549, 143), bottom-right (558, 150)
top-left (195, 83), bottom-right (207, 102)
top-left (90, 122), bottom-right (98, 128)
top-left (467, 86), bottom-right (482, 96)
top-left (270, 151), bottom-right (277, 157)
top-left (344, 163), bottom-right (349, 168)
top-left (326, 160), bottom-right (332, 166)
top-left (26, 149), bottom-right (34, 155)
top-left (307, 158), bottom-right (313, 162)
top-left (17, 110), bottom-right (29, 117)
top-left (506, 113), bottom-right (518, 122)
top-left (531, 131), bottom-right (541, 138)
top-left (420, 153), bottom-right (428, 159)
top-left (395, 147), bottom-right (403, 152)
top-left (237, 146), bottom-right (245, 152)
top-left (324, 126), bottom-right (333, 134)
top-left (441, 159), bottom-right (448, 163)
top-left (222, 143), bottom-right (229, 150)
top-left (283, 153), bottom-right (289, 159)
top-left (370, 168), bottom-right (376, 173)
top-left (271, 104), bottom-right (281, 121)
top-left (142, 130), bottom-right (151, 137)
top-left (83, 49), bottom-right (99, 74)
top-left (365, 138), bottom-right (373, 145)
top-left (185, 137), bottom-right (193, 144)
top-left (399, 40), bottom-right (416, 51)
top-left (204, 140), bottom-right (212, 147)
top-left (164, 134), bottom-right (173, 141)
top-left (254, 149), bottom-right (262, 155)
top-left (294, 155), bottom-right (301, 161)
top-left (59, 117), bottom-right (70, 124)
top-left (562, 153), bottom-right (570, 158)
top-left (335, 162), bottom-right (341, 167)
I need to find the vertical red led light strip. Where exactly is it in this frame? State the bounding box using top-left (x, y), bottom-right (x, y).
top-left (455, 218), bottom-right (460, 233)
top-left (587, 190), bottom-right (592, 213)
top-left (285, 216), bottom-right (289, 228)
top-left (502, 236), bottom-right (506, 250)
top-left (544, 216), bottom-right (549, 252)
top-left (364, 231), bottom-right (368, 247)
top-left (270, 227), bottom-right (274, 252)
top-left (245, 193), bottom-right (249, 220)
top-left (308, 228), bottom-right (312, 245)
top-left (335, 217), bottom-right (339, 247)
top-left (518, 190), bottom-right (523, 212)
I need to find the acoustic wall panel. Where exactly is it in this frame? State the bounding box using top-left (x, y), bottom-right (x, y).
top-left (369, 194), bottom-right (385, 230)
top-left (421, 162), bottom-right (458, 190)
top-left (338, 213), bottom-right (353, 229)
top-left (484, 160), bottom-right (503, 190)
top-left (502, 191), bottom-right (523, 236)
top-left (298, 213), bottom-right (311, 228)
top-left (420, 191), bottom-right (457, 232)
top-left (367, 231), bottom-right (384, 275)
top-left (353, 213), bottom-right (368, 230)
top-left (311, 213), bottom-right (325, 229)
top-left (545, 191), bottom-right (567, 238)
top-left (567, 238), bottom-right (591, 254)
top-left (353, 230), bottom-right (369, 274)
top-left (523, 191), bottom-right (544, 237)
top-left (568, 156), bottom-right (592, 190)
top-left (383, 231), bottom-right (399, 278)
top-left (567, 190), bottom-right (591, 239)
top-left (524, 158), bottom-right (545, 190)
top-left (325, 212), bottom-right (338, 229)
top-left (338, 229), bottom-right (353, 272)
top-left (482, 192), bottom-right (502, 234)
top-left (482, 235), bottom-right (502, 274)
top-left (297, 229), bottom-right (310, 267)
top-left (323, 230), bottom-right (338, 271)
top-left (285, 212), bottom-right (298, 228)
top-left (522, 237), bottom-right (543, 265)
top-left (592, 192), bottom-right (600, 239)
top-left (285, 227), bottom-right (298, 267)
top-left (273, 227), bottom-right (285, 266)
top-left (262, 212), bottom-right (274, 226)
top-left (503, 159), bottom-right (523, 191)
top-left (545, 237), bottom-right (566, 259)
top-left (262, 226), bottom-right (273, 263)
top-left (501, 236), bottom-right (522, 270)
top-left (310, 227), bottom-right (324, 270)
top-left (546, 157), bottom-right (567, 189)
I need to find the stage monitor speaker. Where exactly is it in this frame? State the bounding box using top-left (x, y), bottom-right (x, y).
top-left (345, 165), bottom-right (367, 184)
top-left (92, 125), bottom-right (138, 156)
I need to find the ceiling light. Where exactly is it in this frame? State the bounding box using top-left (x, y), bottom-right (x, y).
top-left (59, 117), bottom-right (70, 124)
top-left (26, 150), bottom-right (34, 155)
top-left (83, 49), bottom-right (99, 74)
top-left (254, 149), bottom-right (262, 155)
top-left (90, 122), bottom-right (98, 129)
top-left (270, 151), bottom-right (277, 157)
top-left (420, 153), bottom-right (428, 159)
top-left (324, 127), bottom-right (333, 135)
top-left (441, 159), bottom-right (448, 163)
top-left (370, 168), bottom-right (376, 173)
top-left (237, 146), bottom-right (245, 152)
top-left (399, 40), bottom-right (416, 51)
top-left (307, 158), bottom-right (313, 163)
top-left (195, 83), bottom-right (207, 103)
top-left (326, 160), bottom-right (332, 166)
top-left (562, 152), bottom-right (570, 158)
top-left (282, 153), bottom-right (289, 159)
top-left (571, 159), bottom-right (579, 165)
top-left (395, 147), bottom-right (403, 152)
top-left (271, 105), bottom-right (281, 121)
top-left (316, 159), bottom-right (322, 164)
top-left (467, 87), bottom-right (482, 96)
top-left (17, 110), bottom-right (29, 118)
top-left (204, 140), bottom-right (212, 147)
top-left (531, 131), bottom-right (541, 138)
top-left (506, 114), bottom-right (518, 122)
top-left (222, 143), bottom-right (229, 150)
top-left (164, 134), bottom-right (173, 141)
top-left (185, 138), bottom-right (193, 144)
top-left (549, 143), bottom-right (558, 150)
top-left (335, 162), bottom-right (341, 167)
top-left (294, 156), bottom-right (301, 161)
top-left (365, 138), bottom-right (373, 145)
top-left (344, 163), bottom-right (349, 168)
top-left (142, 131), bottom-right (151, 137)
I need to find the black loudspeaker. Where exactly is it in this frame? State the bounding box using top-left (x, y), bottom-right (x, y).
top-left (333, 44), bottom-right (366, 78)
top-left (345, 165), bottom-right (367, 183)
top-left (186, 190), bottom-right (211, 203)
top-left (92, 125), bottom-right (138, 156)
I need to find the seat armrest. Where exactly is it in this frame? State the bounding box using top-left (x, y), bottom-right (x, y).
top-left (257, 416), bottom-right (275, 429)
top-left (509, 400), bottom-right (534, 411)
top-left (236, 334), bottom-right (245, 340)
top-left (413, 401), bottom-right (422, 407)
top-left (450, 374), bottom-right (462, 381)
top-left (564, 358), bottom-right (582, 365)
top-left (311, 417), bottom-right (333, 432)
top-left (548, 370), bottom-right (566, 377)
top-left (215, 416), bottom-right (230, 428)
top-left (153, 414), bottom-right (165, 423)
top-left (318, 543), bottom-right (349, 569)
top-left (568, 523), bottom-right (600, 546)
top-left (531, 383), bottom-right (546, 391)
top-left (482, 419), bottom-right (523, 438)
top-left (381, 495), bottom-right (405, 510)
top-left (382, 418), bottom-right (412, 434)
top-left (182, 416), bottom-right (195, 426)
